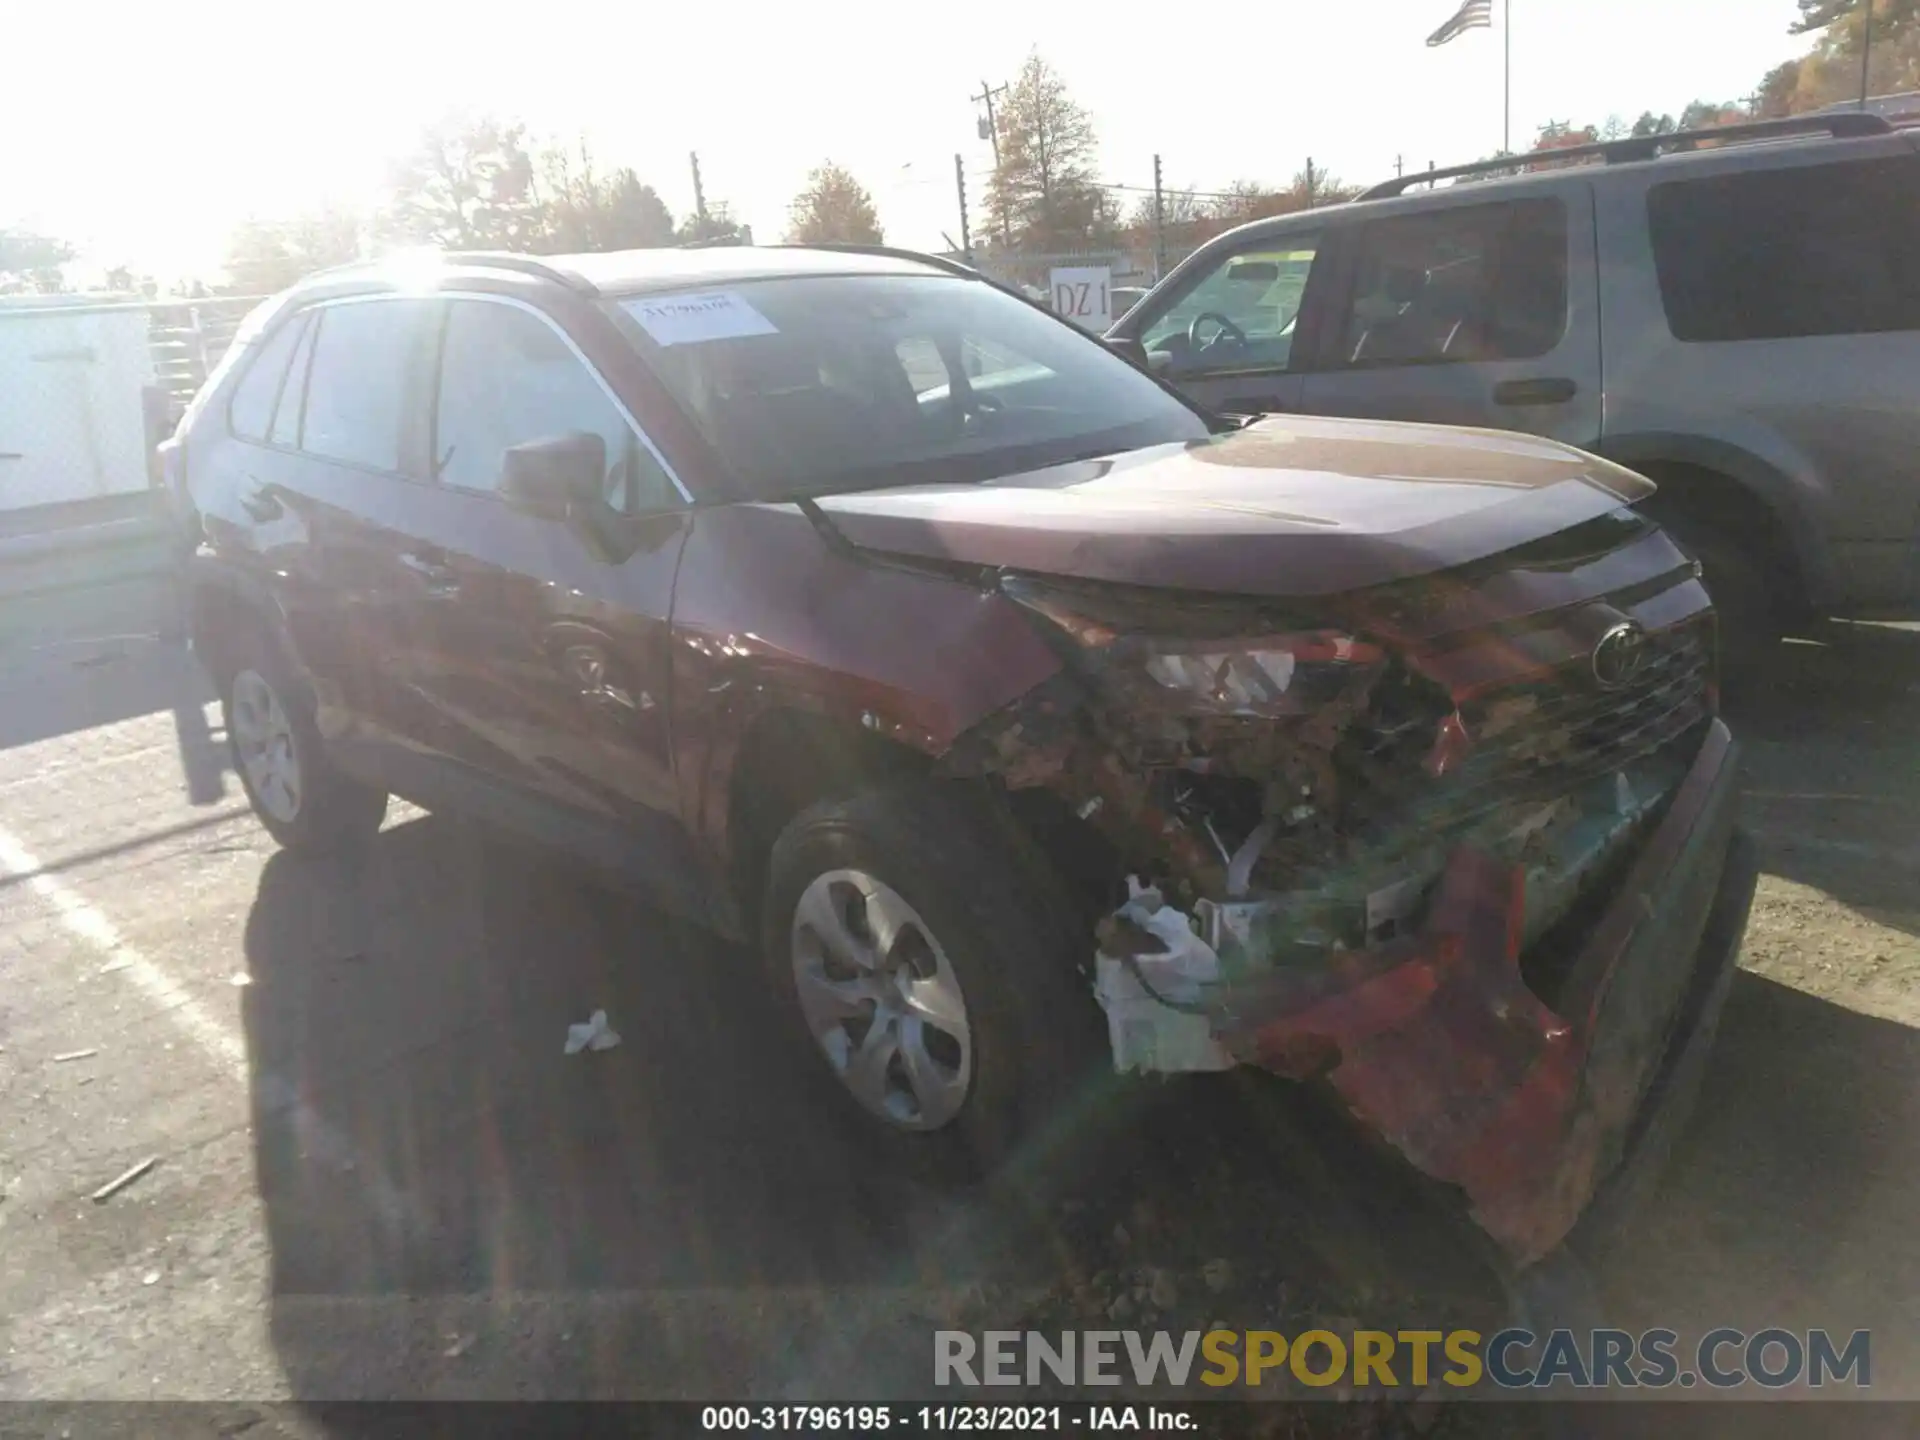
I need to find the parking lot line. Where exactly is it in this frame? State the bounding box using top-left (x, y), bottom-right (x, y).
top-left (0, 820), bottom-right (246, 1078)
top-left (0, 817), bottom-right (420, 1232)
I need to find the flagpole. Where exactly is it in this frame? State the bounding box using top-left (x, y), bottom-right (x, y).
top-left (1859, 0), bottom-right (1875, 109)
top-left (1504, 0), bottom-right (1512, 153)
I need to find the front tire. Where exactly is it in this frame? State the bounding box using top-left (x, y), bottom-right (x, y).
top-left (224, 636), bottom-right (387, 855)
top-left (762, 783), bottom-right (1106, 1180)
top-left (1645, 510), bottom-right (1779, 684)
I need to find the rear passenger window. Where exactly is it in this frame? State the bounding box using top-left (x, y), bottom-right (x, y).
top-left (1649, 155), bottom-right (1920, 342)
top-left (226, 315), bottom-right (305, 442)
top-left (433, 299), bottom-right (677, 513)
top-left (301, 300), bottom-right (431, 473)
top-left (1336, 199), bottom-right (1568, 367)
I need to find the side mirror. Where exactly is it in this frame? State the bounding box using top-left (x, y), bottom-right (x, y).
top-left (499, 431), bottom-right (606, 522)
top-left (1105, 335), bottom-right (1151, 370)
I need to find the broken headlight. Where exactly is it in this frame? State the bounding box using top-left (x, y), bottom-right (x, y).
top-left (1001, 573), bottom-right (1384, 718)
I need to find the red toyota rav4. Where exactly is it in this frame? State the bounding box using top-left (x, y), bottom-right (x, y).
top-left (164, 245), bottom-right (1757, 1268)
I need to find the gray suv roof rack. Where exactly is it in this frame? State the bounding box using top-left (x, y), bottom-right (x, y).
top-left (1358, 111), bottom-right (1895, 200)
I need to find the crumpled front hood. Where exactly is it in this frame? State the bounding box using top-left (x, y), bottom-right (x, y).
top-left (810, 416), bottom-right (1654, 597)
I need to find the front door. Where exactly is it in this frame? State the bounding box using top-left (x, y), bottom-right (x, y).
top-left (1297, 184), bottom-right (1603, 448)
top-left (1126, 226), bottom-right (1332, 417)
top-left (398, 294), bottom-right (702, 903)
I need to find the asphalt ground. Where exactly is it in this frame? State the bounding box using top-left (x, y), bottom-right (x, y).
top-left (2, 588), bottom-right (1916, 1431)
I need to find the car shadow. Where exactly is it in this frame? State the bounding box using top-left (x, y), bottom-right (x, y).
top-left (1595, 970), bottom-right (1920, 1397)
top-left (0, 633), bottom-right (229, 804)
top-left (243, 814), bottom-right (1496, 1403)
top-left (1723, 622), bottom-right (1920, 943)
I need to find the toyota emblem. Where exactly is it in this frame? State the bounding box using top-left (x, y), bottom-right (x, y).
top-left (1591, 621), bottom-right (1649, 690)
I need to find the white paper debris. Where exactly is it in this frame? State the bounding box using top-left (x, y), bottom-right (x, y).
top-left (564, 1010), bottom-right (621, 1055)
top-left (625, 291), bottom-right (779, 347)
top-left (1094, 878), bottom-right (1234, 1075)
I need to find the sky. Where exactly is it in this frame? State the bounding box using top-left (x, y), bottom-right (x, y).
top-left (5, 0), bottom-right (1812, 286)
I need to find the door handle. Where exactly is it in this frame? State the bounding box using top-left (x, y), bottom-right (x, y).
top-left (399, 549), bottom-right (459, 597)
top-left (238, 475), bottom-right (282, 522)
top-left (1492, 377), bottom-right (1578, 407)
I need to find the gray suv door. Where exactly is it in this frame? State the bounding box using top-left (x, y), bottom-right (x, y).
top-left (1125, 227), bottom-right (1329, 417)
top-left (1298, 183), bottom-right (1601, 450)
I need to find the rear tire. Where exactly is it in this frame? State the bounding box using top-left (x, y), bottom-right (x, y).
top-left (223, 634), bottom-right (387, 855)
top-left (762, 783), bottom-right (1107, 1182)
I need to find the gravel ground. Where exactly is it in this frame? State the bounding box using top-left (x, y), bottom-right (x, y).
top-left (0, 600), bottom-right (1914, 1435)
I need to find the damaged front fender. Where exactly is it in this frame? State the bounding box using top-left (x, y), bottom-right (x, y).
top-left (941, 530), bottom-right (1739, 1264)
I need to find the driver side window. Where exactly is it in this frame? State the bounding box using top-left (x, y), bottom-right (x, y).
top-left (1141, 234), bottom-right (1322, 378)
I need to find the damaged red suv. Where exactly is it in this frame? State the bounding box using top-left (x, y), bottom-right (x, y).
top-left (167, 245), bottom-right (1758, 1267)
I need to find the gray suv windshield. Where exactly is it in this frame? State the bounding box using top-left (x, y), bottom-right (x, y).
top-left (611, 273), bottom-right (1211, 501)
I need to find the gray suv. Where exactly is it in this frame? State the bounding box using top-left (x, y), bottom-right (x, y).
top-left (1108, 113), bottom-right (1920, 669)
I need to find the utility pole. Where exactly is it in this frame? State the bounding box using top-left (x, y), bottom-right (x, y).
top-left (689, 151), bottom-right (708, 235)
top-left (1151, 153), bottom-right (1166, 281)
top-left (972, 80), bottom-right (1012, 250)
top-left (971, 81), bottom-right (1008, 165)
top-left (1395, 155), bottom-right (1404, 177)
top-left (1859, 0), bottom-right (1876, 109)
top-left (955, 154), bottom-right (972, 262)
top-left (1304, 157), bottom-right (1316, 209)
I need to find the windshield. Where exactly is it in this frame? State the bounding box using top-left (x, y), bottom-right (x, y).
top-left (609, 273), bottom-right (1211, 501)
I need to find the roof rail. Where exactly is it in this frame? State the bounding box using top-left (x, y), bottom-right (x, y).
top-left (436, 251), bottom-right (598, 293)
top-left (300, 250), bottom-right (598, 294)
top-left (1358, 111), bottom-right (1895, 199)
top-left (774, 242), bottom-right (985, 280)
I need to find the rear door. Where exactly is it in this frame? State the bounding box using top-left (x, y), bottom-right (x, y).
top-left (277, 296), bottom-right (445, 753)
top-left (1298, 185), bottom-right (1602, 448)
top-left (1123, 223), bottom-right (1333, 417)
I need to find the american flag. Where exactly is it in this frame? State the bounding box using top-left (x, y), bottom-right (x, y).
top-left (1427, 0), bottom-right (1493, 46)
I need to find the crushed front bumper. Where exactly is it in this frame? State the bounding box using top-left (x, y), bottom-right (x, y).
top-left (1208, 720), bottom-right (1753, 1264)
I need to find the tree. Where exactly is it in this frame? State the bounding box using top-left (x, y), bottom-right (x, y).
top-left (599, 170), bottom-right (676, 248)
top-left (786, 162), bottom-right (883, 245)
top-left (1631, 111), bottom-right (1678, 136)
top-left (983, 53), bottom-right (1105, 253)
top-left (1755, 58), bottom-right (1806, 116)
top-left (676, 202), bottom-right (750, 246)
top-left (0, 228), bottom-right (74, 294)
top-left (527, 141), bottom-right (675, 252)
top-left (222, 208), bottom-right (362, 294)
top-left (1783, 0), bottom-right (1920, 107)
top-left (379, 114), bottom-right (542, 250)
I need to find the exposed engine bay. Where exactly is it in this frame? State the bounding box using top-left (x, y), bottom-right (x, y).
top-left (938, 507), bottom-right (1725, 1262)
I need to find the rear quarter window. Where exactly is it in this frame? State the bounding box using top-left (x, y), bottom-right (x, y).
top-left (1647, 153), bottom-right (1920, 341)
top-left (225, 315), bottom-right (306, 442)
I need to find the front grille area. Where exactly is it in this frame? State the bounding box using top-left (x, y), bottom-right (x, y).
top-left (1343, 621), bottom-right (1713, 846)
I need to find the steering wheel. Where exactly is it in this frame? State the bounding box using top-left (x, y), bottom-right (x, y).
top-left (1189, 311), bottom-right (1249, 353)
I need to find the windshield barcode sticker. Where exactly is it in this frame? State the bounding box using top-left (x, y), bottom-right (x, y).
top-left (627, 291), bottom-right (779, 347)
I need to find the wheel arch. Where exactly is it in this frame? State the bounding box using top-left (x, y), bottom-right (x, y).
top-left (1597, 433), bottom-right (1832, 616)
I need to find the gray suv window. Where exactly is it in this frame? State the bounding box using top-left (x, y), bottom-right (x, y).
top-left (1336, 199), bottom-right (1568, 367)
top-left (301, 300), bottom-right (432, 473)
top-left (1648, 155), bottom-right (1920, 342)
top-left (1139, 236), bottom-right (1322, 377)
